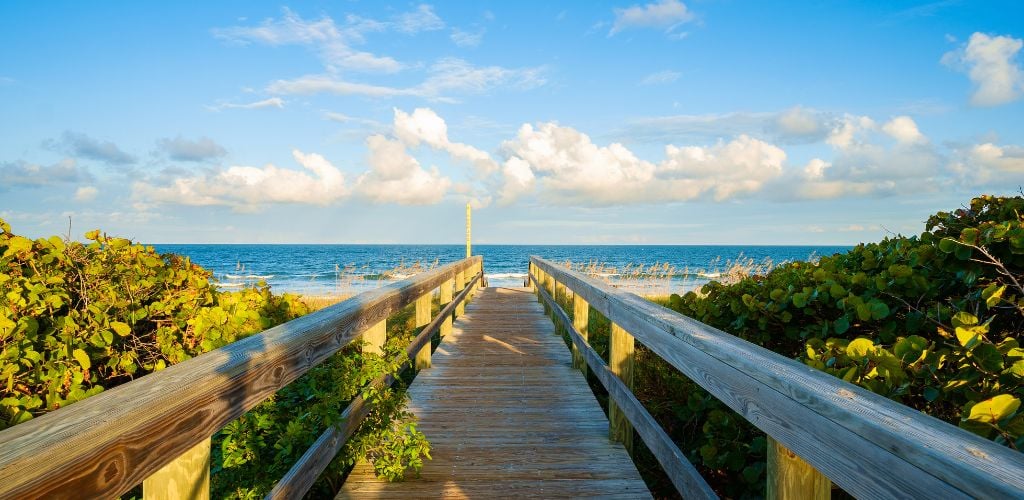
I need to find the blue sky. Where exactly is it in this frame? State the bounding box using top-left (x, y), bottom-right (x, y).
top-left (1, 0), bottom-right (1023, 244)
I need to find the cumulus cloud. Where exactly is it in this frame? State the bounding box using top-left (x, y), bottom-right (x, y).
top-left (133, 150), bottom-right (348, 210)
top-left (499, 123), bottom-right (785, 205)
top-left (881, 116), bottom-right (927, 145)
top-left (157, 136), bottom-right (227, 162)
top-left (74, 186), bottom-right (98, 202)
top-left (45, 131), bottom-right (136, 165)
top-left (393, 108), bottom-right (498, 175)
top-left (0, 159), bottom-right (88, 189)
top-left (356, 135), bottom-right (451, 205)
top-left (207, 97), bottom-right (285, 111)
top-left (610, 0), bottom-right (694, 37)
top-left (774, 106), bottom-right (829, 142)
top-left (942, 32), bottom-right (1024, 106)
top-left (950, 142), bottom-right (1024, 184)
top-left (792, 116), bottom-right (941, 199)
top-left (639, 70), bottom-right (681, 85)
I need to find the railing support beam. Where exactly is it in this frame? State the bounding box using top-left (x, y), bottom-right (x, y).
top-left (415, 292), bottom-right (432, 369)
top-left (143, 438), bottom-right (210, 500)
top-left (609, 322), bottom-right (635, 456)
top-left (767, 436), bottom-right (831, 500)
top-left (439, 278), bottom-right (453, 338)
top-left (572, 294), bottom-right (589, 374)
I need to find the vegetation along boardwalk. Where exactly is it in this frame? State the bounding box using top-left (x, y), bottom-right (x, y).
top-left (338, 287), bottom-right (650, 499)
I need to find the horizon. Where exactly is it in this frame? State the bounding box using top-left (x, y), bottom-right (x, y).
top-left (2, 1), bottom-right (1023, 245)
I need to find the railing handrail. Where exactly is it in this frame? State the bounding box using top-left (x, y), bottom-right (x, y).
top-left (0, 256), bottom-right (482, 499)
top-left (530, 256), bottom-right (1024, 499)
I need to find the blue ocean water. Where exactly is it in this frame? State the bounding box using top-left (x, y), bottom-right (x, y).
top-left (152, 244), bottom-right (851, 296)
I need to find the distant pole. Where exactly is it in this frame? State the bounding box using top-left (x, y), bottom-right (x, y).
top-left (466, 202), bottom-right (472, 258)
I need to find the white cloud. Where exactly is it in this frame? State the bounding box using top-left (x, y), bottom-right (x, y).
top-left (451, 28), bottom-right (485, 47)
top-left (499, 123), bottom-right (785, 205)
top-left (133, 150), bottom-right (348, 210)
top-left (640, 70), bottom-right (681, 85)
top-left (356, 135), bottom-right (451, 205)
top-left (826, 114), bottom-right (876, 149)
top-left (950, 142), bottom-right (1024, 185)
top-left (74, 186), bottom-right (98, 202)
top-left (45, 131), bottom-right (136, 165)
top-left (622, 108), bottom-right (833, 144)
top-left (157, 136), bottom-right (227, 162)
top-left (881, 116), bottom-right (927, 145)
top-left (393, 108), bottom-right (498, 175)
top-left (208, 97), bottom-right (285, 111)
top-left (497, 157), bottom-right (535, 204)
top-left (610, 0), bottom-right (694, 36)
top-left (0, 159), bottom-right (88, 189)
top-left (942, 32), bottom-right (1024, 106)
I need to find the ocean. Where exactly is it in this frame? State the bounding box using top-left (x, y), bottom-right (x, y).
top-left (151, 244), bottom-right (852, 297)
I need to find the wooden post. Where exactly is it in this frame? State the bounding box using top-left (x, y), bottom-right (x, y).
top-left (143, 438), bottom-right (210, 500)
top-left (609, 323), bottom-right (635, 456)
top-left (767, 436), bottom-right (831, 500)
top-left (572, 294), bottom-right (589, 374)
top-left (415, 292), bottom-right (432, 369)
top-left (455, 269), bottom-right (466, 317)
top-left (440, 278), bottom-right (453, 338)
top-left (362, 319), bottom-right (386, 356)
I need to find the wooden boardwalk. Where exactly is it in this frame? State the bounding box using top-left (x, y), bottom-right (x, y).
top-left (338, 287), bottom-right (650, 499)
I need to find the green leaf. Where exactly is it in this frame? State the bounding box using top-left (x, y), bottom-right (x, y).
top-left (110, 321), bottom-right (131, 337)
top-left (893, 335), bottom-right (928, 363)
top-left (847, 338), bottom-right (875, 359)
top-left (938, 237), bottom-right (958, 253)
top-left (924, 387), bottom-right (940, 402)
top-left (983, 285), bottom-right (1007, 308)
top-left (869, 301), bottom-right (890, 320)
top-left (72, 348), bottom-right (90, 371)
top-left (834, 316), bottom-right (850, 335)
top-left (951, 311), bottom-right (978, 328)
top-left (971, 343), bottom-right (1003, 372)
top-left (956, 327), bottom-right (982, 348)
top-left (967, 395), bottom-right (1020, 424)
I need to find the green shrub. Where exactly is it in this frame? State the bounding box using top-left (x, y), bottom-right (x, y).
top-left (0, 219), bottom-right (428, 497)
top-left (652, 195), bottom-right (1023, 496)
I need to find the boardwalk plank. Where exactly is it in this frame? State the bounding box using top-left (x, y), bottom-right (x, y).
top-left (337, 287), bottom-right (649, 499)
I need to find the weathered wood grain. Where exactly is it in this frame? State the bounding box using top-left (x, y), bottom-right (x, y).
top-left (362, 319), bottom-right (386, 356)
top-left (337, 287), bottom-right (649, 499)
top-left (534, 278), bottom-right (717, 499)
top-left (415, 292), bottom-right (432, 369)
top-left (609, 322), bottom-right (635, 456)
top-left (0, 257), bottom-right (481, 500)
top-left (455, 269), bottom-right (466, 317)
top-left (439, 278), bottom-right (453, 338)
top-left (572, 294), bottom-right (589, 374)
top-left (267, 273), bottom-right (481, 500)
top-left (767, 436), bottom-right (831, 500)
top-left (142, 438), bottom-right (210, 500)
top-left (531, 257), bottom-right (1024, 499)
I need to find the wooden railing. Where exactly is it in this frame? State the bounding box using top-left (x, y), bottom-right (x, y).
top-left (0, 256), bottom-right (483, 499)
top-left (529, 256), bottom-right (1024, 499)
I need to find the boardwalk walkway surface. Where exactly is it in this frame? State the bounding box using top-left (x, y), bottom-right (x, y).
top-left (338, 287), bottom-right (650, 499)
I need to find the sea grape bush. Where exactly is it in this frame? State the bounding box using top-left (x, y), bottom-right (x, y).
top-left (0, 219), bottom-right (428, 497)
top-left (656, 195), bottom-right (1023, 496)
